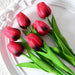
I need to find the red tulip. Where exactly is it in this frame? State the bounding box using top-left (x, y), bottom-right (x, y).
top-left (7, 41), bottom-right (24, 56)
top-left (4, 26), bottom-right (21, 41)
top-left (26, 33), bottom-right (43, 50)
top-left (33, 20), bottom-right (50, 36)
top-left (37, 2), bottom-right (51, 18)
top-left (16, 12), bottom-right (31, 28)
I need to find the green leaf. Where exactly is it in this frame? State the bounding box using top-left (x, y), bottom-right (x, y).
top-left (52, 15), bottom-right (61, 35)
top-left (43, 41), bottom-right (50, 53)
top-left (40, 47), bottom-right (46, 52)
top-left (45, 59), bottom-right (65, 75)
top-left (48, 30), bottom-right (56, 39)
top-left (16, 62), bottom-right (41, 69)
top-left (37, 51), bottom-right (74, 74)
top-left (54, 32), bottom-right (72, 56)
top-left (48, 30), bottom-right (61, 48)
top-left (49, 46), bottom-right (75, 66)
top-left (58, 35), bottom-right (75, 57)
top-left (43, 41), bottom-right (60, 56)
top-left (37, 51), bottom-right (49, 59)
top-left (62, 52), bottom-right (75, 67)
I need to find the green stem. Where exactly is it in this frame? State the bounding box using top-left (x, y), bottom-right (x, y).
top-left (46, 17), bottom-right (53, 27)
top-left (22, 30), bottom-right (30, 36)
top-left (27, 27), bottom-right (32, 32)
top-left (20, 37), bottom-right (26, 43)
top-left (48, 32), bottom-right (60, 48)
top-left (22, 53), bottom-right (31, 59)
top-left (40, 47), bottom-right (46, 52)
top-left (47, 32), bottom-right (55, 40)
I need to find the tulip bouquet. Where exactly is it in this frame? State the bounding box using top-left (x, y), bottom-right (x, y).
top-left (3, 1), bottom-right (75, 75)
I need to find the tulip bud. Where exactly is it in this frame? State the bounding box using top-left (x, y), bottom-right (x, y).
top-left (37, 2), bottom-right (51, 18)
top-left (33, 20), bottom-right (50, 36)
top-left (16, 12), bottom-right (31, 28)
top-left (4, 26), bottom-right (21, 41)
top-left (7, 41), bottom-right (24, 56)
top-left (26, 33), bottom-right (43, 50)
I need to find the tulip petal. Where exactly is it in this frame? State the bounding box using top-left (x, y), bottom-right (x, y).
top-left (7, 41), bottom-right (24, 56)
top-left (4, 26), bottom-right (21, 41)
top-left (37, 2), bottom-right (51, 18)
top-left (16, 12), bottom-right (31, 28)
top-left (33, 20), bottom-right (50, 36)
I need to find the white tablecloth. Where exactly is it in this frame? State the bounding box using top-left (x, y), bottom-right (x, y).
top-left (0, 53), bottom-right (10, 75)
top-left (0, 0), bottom-right (75, 75)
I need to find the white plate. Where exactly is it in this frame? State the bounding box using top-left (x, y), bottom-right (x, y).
top-left (0, 0), bottom-right (75, 75)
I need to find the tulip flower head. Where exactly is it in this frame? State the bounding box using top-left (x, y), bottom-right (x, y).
top-left (7, 41), bottom-right (24, 56)
top-left (37, 2), bottom-right (51, 18)
top-left (33, 20), bottom-right (50, 36)
top-left (26, 33), bottom-right (43, 50)
top-left (16, 12), bottom-right (31, 28)
top-left (4, 26), bottom-right (21, 41)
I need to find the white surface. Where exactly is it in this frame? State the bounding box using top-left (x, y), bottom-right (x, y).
top-left (0, 0), bottom-right (19, 15)
top-left (0, 53), bottom-right (10, 75)
top-left (0, 0), bottom-right (75, 75)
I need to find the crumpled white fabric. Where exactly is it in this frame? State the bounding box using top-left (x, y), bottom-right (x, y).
top-left (0, 0), bottom-right (36, 30)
